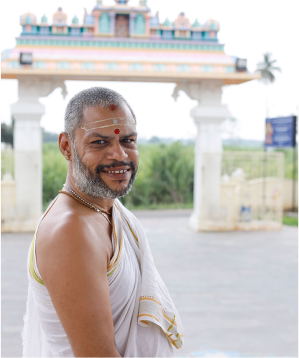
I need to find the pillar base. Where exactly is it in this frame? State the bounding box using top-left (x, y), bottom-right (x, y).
top-left (189, 211), bottom-right (201, 231)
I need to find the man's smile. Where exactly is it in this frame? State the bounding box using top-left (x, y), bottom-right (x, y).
top-left (101, 166), bottom-right (131, 180)
top-left (102, 165), bottom-right (130, 174)
top-left (104, 169), bottom-right (128, 174)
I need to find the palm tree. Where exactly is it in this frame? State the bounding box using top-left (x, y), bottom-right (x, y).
top-left (256, 52), bottom-right (281, 84)
top-left (256, 52), bottom-right (281, 117)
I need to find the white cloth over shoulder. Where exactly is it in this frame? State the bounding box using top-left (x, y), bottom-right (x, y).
top-left (22, 198), bottom-right (183, 357)
top-left (117, 201), bottom-right (184, 350)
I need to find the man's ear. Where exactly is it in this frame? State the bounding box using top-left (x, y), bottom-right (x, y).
top-left (59, 132), bottom-right (72, 160)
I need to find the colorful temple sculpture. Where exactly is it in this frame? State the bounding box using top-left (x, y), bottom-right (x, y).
top-left (2, 0), bottom-right (251, 82)
top-left (1, 0), bottom-right (261, 232)
top-left (18, 2), bottom-right (219, 41)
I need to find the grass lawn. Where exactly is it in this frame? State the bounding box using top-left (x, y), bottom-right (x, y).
top-left (283, 216), bottom-right (298, 226)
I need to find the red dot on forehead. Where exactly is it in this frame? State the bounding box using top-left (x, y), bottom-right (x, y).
top-left (114, 128), bottom-right (120, 134)
top-left (109, 104), bottom-right (117, 111)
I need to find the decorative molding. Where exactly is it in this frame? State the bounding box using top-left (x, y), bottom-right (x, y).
top-left (172, 80), bottom-right (231, 122)
top-left (172, 80), bottom-right (222, 103)
top-left (14, 77), bottom-right (67, 105)
top-left (40, 78), bottom-right (67, 99)
top-left (3, 60), bottom-right (235, 75)
top-left (15, 37), bottom-right (224, 51)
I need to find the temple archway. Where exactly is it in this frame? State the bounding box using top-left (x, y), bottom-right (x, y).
top-left (1, 0), bottom-right (259, 231)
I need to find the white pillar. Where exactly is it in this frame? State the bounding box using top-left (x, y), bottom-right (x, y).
top-left (172, 80), bottom-right (231, 231)
top-left (10, 76), bottom-right (67, 231)
top-left (11, 102), bottom-right (44, 230)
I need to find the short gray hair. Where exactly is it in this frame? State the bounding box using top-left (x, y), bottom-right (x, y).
top-left (64, 87), bottom-right (136, 139)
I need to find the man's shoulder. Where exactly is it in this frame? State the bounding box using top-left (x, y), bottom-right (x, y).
top-left (37, 200), bottom-right (110, 266)
top-left (36, 203), bottom-right (110, 283)
top-left (39, 206), bottom-right (89, 243)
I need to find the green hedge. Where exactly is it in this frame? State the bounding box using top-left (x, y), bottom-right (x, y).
top-left (120, 142), bottom-right (194, 208)
top-left (276, 148), bottom-right (298, 180)
top-left (42, 142), bottom-right (297, 209)
top-left (43, 143), bottom-right (68, 208)
top-left (42, 141), bottom-right (194, 209)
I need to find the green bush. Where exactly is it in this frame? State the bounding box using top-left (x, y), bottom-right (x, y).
top-left (42, 142), bottom-right (296, 210)
top-left (121, 142), bottom-right (194, 207)
top-left (1, 122), bottom-right (14, 147)
top-left (43, 143), bottom-right (67, 208)
top-left (42, 141), bottom-right (194, 209)
top-left (276, 148), bottom-right (298, 180)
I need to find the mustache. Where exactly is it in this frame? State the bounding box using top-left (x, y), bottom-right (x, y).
top-left (95, 161), bottom-right (136, 174)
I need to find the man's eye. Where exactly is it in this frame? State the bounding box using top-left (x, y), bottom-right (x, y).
top-left (122, 139), bottom-right (135, 143)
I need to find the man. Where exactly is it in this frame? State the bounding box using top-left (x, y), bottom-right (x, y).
top-left (23, 87), bottom-right (183, 357)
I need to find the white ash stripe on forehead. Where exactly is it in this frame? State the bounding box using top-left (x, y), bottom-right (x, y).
top-left (81, 117), bottom-right (136, 131)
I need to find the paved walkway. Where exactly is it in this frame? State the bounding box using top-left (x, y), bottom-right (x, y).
top-left (2, 210), bottom-right (298, 357)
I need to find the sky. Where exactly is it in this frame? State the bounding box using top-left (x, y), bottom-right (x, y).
top-left (1, 0), bottom-right (298, 141)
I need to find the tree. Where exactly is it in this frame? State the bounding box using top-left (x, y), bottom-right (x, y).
top-left (256, 52), bottom-right (281, 84)
top-left (148, 136), bottom-right (160, 144)
top-left (42, 128), bottom-right (59, 143)
top-left (255, 52), bottom-right (281, 117)
top-left (0, 123), bottom-right (13, 146)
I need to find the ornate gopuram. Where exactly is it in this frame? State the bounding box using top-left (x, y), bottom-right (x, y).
top-left (1, 0), bottom-right (259, 232)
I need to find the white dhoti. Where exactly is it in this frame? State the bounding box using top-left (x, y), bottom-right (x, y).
top-left (22, 198), bottom-right (183, 357)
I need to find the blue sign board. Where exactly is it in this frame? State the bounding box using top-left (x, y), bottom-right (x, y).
top-left (265, 116), bottom-right (297, 148)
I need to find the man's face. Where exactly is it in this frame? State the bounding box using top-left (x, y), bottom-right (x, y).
top-left (71, 105), bottom-right (139, 199)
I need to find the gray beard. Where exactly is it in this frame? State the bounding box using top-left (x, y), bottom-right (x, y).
top-left (72, 143), bottom-right (137, 199)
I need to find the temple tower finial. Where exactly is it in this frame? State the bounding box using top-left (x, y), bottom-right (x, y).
top-left (115, 0), bottom-right (129, 4)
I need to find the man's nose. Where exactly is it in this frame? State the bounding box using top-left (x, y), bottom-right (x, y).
top-left (106, 141), bottom-right (128, 161)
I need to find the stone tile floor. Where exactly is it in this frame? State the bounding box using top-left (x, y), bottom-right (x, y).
top-left (2, 210), bottom-right (298, 357)
top-left (177, 349), bottom-right (298, 358)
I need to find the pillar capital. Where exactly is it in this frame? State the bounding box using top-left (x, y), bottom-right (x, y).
top-left (11, 102), bottom-right (45, 120)
top-left (172, 80), bottom-right (223, 105)
top-left (172, 80), bottom-right (231, 124)
top-left (14, 76), bottom-right (67, 105)
top-left (191, 105), bottom-right (230, 124)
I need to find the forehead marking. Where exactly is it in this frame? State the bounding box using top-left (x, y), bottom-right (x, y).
top-left (109, 104), bottom-right (117, 111)
top-left (80, 117), bottom-right (135, 131)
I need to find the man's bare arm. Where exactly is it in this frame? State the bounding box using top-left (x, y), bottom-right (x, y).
top-left (37, 216), bottom-right (121, 357)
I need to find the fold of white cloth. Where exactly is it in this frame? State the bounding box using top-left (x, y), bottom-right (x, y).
top-left (115, 200), bottom-right (184, 350)
top-left (22, 197), bottom-right (183, 357)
